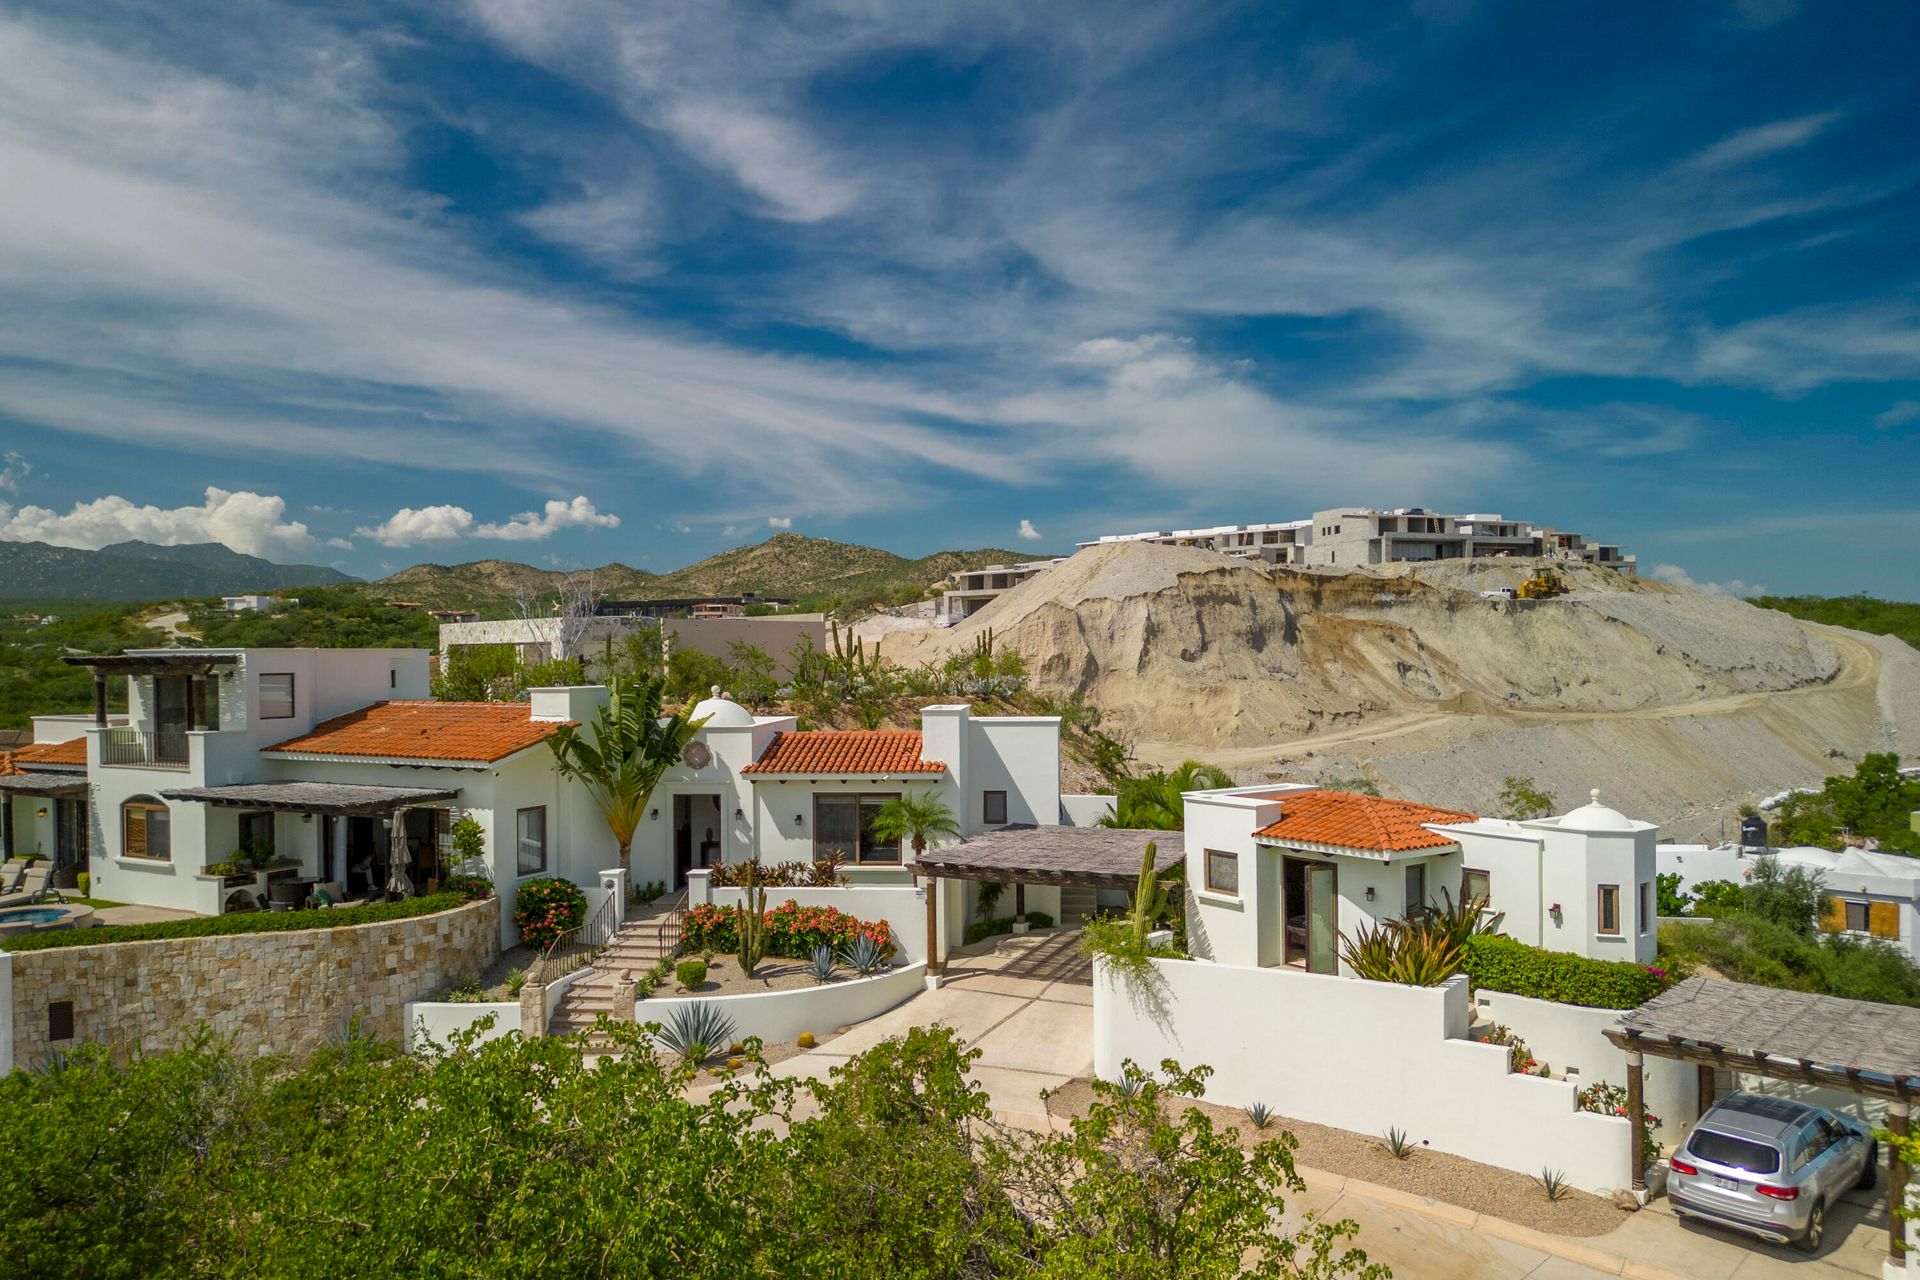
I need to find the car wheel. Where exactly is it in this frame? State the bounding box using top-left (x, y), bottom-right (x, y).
top-left (1858, 1141), bottom-right (1879, 1191)
top-left (1795, 1200), bottom-right (1825, 1255)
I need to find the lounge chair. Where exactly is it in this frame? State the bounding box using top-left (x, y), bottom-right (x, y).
top-left (0, 864), bottom-right (58, 908)
top-left (0, 860), bottom-right (30, 895)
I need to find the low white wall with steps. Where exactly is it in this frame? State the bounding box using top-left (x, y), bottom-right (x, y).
top-left (637, 963), bottom-right (926, 1048)
top-left (687, 873), bottom-right (929, 964)
top-left (1475, 989), bottom-right (1697, 1142)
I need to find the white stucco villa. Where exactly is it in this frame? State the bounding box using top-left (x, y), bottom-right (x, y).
top-left (1183, 783), bottom-right (1658, 973)
top-left (1, 652), bottom-right (1078, 948)
top-left (1659, 839), bottom-right (1919, 962)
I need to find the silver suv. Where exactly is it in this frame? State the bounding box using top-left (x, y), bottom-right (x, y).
top-left (1668, 1093), bottom-right (1878, 1253)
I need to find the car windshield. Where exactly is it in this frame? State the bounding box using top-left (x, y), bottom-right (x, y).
top-left (1687, 1128), bottom-right (1781, 1174)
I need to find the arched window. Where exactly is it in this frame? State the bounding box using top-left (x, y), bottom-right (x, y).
top-left (122, 797), bottom-right (171, 861)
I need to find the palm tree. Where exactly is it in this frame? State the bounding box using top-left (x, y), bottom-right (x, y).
top-left (868, 790), bottom-right (961, 861)
top-left (1100, 759), bottom-right (1232, 830)
top-left (548, 675), bottom-right (706, 887)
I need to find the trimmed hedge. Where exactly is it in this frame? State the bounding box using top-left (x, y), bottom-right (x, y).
top-left (1, 892), bottom-right (471, 953)
top-left (964, 912), bottom-right (1056, 945)
top-left (1462, 933), bottom-right (1672, 1010)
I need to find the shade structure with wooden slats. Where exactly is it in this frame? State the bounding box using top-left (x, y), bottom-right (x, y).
top-left (1604, 975), bottom-right (1920, 1263)
top-left (912, 826), bottom-right (1179, 980)
top-left (913, 825), bottom-right (1181, 888)
top-left (157, 781), bottom-right (459, 816)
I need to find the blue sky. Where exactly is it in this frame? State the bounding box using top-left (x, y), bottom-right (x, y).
top-left (0, 0), bottom-right (1915, 595)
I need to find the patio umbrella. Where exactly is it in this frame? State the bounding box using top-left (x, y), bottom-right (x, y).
top-left (384, 808), bottom-right (414, 898)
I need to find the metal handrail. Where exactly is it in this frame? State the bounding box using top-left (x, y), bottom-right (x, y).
top-left (528, 890), bottom-right (617, 987)
top-left (99, 726), bottom-right (190, 768)
top-left (655, 888), bottom-right (690, 959)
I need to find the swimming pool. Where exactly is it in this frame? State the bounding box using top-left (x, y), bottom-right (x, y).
top-left (0, 903), bottom-right (98, 936)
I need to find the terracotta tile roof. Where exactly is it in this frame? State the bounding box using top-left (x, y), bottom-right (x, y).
top-left (742, 730), bottom-right (944, 775)
top-left (263, 701), bottom-right (567, 764)
top-left (1253, 790), bottom-right (1478, 854)
top-left (13, 737), bottom-right (87, 768)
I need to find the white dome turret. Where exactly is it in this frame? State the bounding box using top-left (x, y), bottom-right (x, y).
top-left (1554, 788), bottom-right (1638, 832)
top-left (690, 685), bottom-right (753, 728)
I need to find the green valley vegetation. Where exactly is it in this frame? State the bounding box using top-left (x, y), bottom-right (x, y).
top-left (1659, 857), bottom-right (1920, 1006)
top-left (0, 607), bottom-right (164, 730)
top-left (1748, 593), bottom-right (1920, 651)
top-left (0, 1024), bottom-right (1386, 1280)
top-left (1764, 752), bottom-right (1920, 856)
top-left (187, 588), bottom-right (438, 650)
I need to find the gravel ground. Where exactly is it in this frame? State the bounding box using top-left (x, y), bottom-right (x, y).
top-left (1042, 1078), bottom-right (1627, 1237)
top-left (654, 954), bottom-right (856, 997)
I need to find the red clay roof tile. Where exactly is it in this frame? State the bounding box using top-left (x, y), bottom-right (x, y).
top-left (742, 730), bottom-right (944, 775)
top-left (13, 737), bottom-right (87, 768)
top-left (263, 701), bottom-right (566, 764)
top-left (1253, 790), bottom-right (1477, 854)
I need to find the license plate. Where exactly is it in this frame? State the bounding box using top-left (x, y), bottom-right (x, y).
top-left (1713, 1176), bottom-right (1740, 1190)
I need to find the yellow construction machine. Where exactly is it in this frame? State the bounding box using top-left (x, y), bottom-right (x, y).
top-left (1515, 568), bottom-right (1567, 600)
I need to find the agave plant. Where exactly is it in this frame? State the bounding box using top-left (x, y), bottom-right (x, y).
top-left (1115, 1072), bottom-right (1146, 1099)
top-left (806, 944), bottom-right (837, 984)
top-left (1339, 919), bottom-right (1463, 987)
top-left (1536, 1167), bottom-right (1570, 1202)
top-left (655, 1001), bottom-right (738, 1065)
top-left (842, 934), bottom-right (886, 976)
top-left (1413, 887), bottom-right (1505, 950)
top-left (1244, 1101), bottom-right (1275, 1130)
top-left (1383, 1127), bottom-right (1417, 1160)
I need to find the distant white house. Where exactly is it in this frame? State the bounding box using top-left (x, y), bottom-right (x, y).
top-left (1658, 841), bottom-right (1919, 963)
top-left (221, 595), bottom-right (275, 613)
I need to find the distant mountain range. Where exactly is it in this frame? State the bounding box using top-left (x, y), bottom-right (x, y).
top-left (0, 533), bottom-right (1040, 610)
top-left (0, 540), bottom-right (359, 602)
top-left (365, 533), bottom-right (1037, 610)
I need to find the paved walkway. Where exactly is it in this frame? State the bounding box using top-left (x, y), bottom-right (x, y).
top-left (743, 930), bottom-right (1894, 1280)
top-left (93, 904), bottom-right (198, 925)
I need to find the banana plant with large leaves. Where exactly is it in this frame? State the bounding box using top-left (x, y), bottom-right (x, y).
top-left (547, 676), bottom-right (708, 887)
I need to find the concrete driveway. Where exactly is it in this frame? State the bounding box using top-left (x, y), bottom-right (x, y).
top-left (772, 927), bottom-right (1093, 1125)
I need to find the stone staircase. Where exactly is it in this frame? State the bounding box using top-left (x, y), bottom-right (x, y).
top-left (544, 901), bottom-right (683, 1047)
top-left (1060, 886), bottom-right (1099, 925)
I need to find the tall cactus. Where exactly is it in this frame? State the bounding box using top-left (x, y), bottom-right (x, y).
top-left (1129, 840), bottom-right (1168, 946)
top-left (735, 860), bottom-right (769, 978)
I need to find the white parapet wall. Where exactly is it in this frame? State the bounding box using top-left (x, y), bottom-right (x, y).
top-left (1095, 958), bottom-right (1634, 1194)
top-left (404, 1001), bottom-right (521, 1053)
top-left (1475, 989), bottom-right (1697, 1142)
top-left (637, 963), bottom-right (926, 1046)
top-left (688, 873), bottom-right (929, 965)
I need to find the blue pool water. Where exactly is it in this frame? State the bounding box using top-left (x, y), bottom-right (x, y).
top-left (0, 907), bottom-right (68, 924)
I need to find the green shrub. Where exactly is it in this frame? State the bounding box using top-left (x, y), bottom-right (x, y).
top-left (1660, 915), bottom-right (1920, 1006)
top-left (75, 871), bottom-right (90, 898)
top-left (442, 874), bottom-right (494, 902)
top-left (963, 912), bottom-right (1056, 944)
top-left (675, 958), bottom-right (709, 989)
top-left (1461, 934), bottom-right (1671, 1009)
top-left (1, 892), bottom-right (469, 952)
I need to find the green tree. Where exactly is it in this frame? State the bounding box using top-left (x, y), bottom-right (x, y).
top-left (1740, 857), bottom-right (1831, 938)
top-left (431, 643), bottom-right (524, 701)
top-left (665, 647), bottom-right (731, 703)
top-left (1690, 879), bottom-right (1746, 917)
top-left (1770, 753), bottom-right (1920, 856)
top-left (1100, 760), bottom-right (1233, 830)
top-left (1497, 775), bottom-right (1556, 821)
top-left (548, 675), bottom-right (706, 886)
top-left (725, 642), bottom-right (779, 709)
top-left (868, 790), bottom-right (961, 859)
top-left (1655, 872), bottom-right (1692, 917)
top-left (1015, 1059), bottom-right (1389, 1279)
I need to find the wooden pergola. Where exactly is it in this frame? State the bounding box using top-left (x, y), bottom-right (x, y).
top-left (912, 826), bottom-right (1179, 976)
top-left (62, 653), bottom-right (239, 728)
top-left (1605, 976), bottom-right (1919, 1265)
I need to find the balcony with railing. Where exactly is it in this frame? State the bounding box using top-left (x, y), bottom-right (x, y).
top-left (99, 726), bottom-right (191, 769)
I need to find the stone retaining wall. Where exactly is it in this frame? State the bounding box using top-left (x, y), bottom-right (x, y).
top-left (0, 897), bottom-right (499, 1072)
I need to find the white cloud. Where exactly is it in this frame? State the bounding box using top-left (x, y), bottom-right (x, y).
top-left (1018, 519), bottom-right (1042, 541)
top-left (1650, 563), bottom-right (1766, 598)
top-left (1687, 113), bottom-right (1840, 171)
top-left (767, 516), bottom-right (793, 529)
top-left (1874, 401), bottom-right (1920, 430)
top-left (357, 505), bottom-right (474, 547)
top-left (0, 487), bottom-right (319, 557)
top-left (474, 496), bottom-right (620, 541)
top-left (0, 451), bottom-right (28, 494)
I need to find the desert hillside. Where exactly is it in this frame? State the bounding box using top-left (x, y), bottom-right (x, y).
top-left (879, 542), bottom-right (1920, 841)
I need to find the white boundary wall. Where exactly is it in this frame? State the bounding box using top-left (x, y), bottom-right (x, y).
top-left (1476, 990), bottom-right (1697, 1142)
top-left (688, 875), bottom-right (929, 965)
top-left (405, 1001), bottom-right (520, 1053)
top-left (637, 963), bottom-right (926, 1046)
top-left (1095, 958), bottom-right (1633, 1194)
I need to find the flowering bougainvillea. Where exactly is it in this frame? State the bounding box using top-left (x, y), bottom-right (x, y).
top-left (1578, 1080), bottom-right (1663, 1166)
top-left (681, 899), bottom-right (893, 961)
top-left (513, 877), bottom-right (587, 950)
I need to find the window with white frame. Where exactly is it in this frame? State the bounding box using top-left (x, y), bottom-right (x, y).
top-left (516, 806), bottom-right (547, 876)
top-left (259, 673), bottom-right (296, 719)
top-left (1461, 867), bottom-right (1490, 904)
